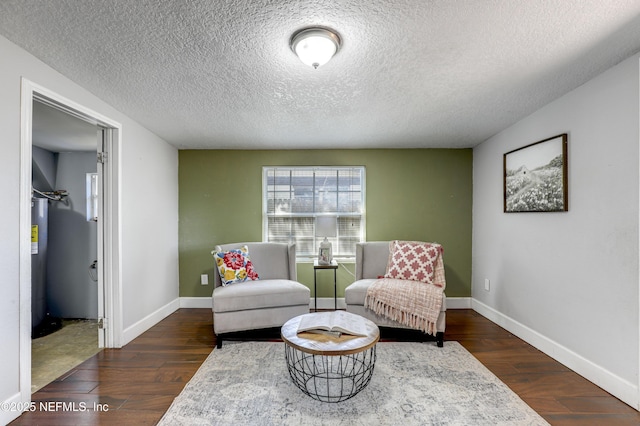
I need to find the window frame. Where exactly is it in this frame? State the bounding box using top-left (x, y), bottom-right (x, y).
top-left (262, 166), bottom-right (366, 261)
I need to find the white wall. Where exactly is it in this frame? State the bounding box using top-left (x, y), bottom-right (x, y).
top-left (120, 117), bottom-right (180, 334)
top-left (0, 35), bottom-right (179, 424)
top-left (473, 54), bottom-right (639, 408)
top-left (32, 146), bottom-right (57, 191)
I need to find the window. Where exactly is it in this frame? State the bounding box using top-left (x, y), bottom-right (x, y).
top-left (263, 167), bottom-right (365, 259)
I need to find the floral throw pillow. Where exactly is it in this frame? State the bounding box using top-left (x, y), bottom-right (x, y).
top-left (213, 245), bottom-right (260, 286)
top-left (384, 240), bottom-right (442, 285)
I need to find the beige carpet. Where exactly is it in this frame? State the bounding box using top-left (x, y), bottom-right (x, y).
top-left (31, 319), bottom-right (102, 393)
top-left (159, 341), bottom-right (549, 425)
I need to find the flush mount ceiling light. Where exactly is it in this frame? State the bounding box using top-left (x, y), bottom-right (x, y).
top-left (290, 27), bottom-right (341, 69)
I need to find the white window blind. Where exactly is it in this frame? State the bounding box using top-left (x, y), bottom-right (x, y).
top-left (263, 167), bottom-right (365, 258)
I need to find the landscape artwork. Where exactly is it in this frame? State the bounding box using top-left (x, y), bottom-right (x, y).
top-left (504, 134), bottom-right (568, 212)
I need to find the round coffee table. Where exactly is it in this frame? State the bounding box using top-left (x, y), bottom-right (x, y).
top-left (281, 312), bottom-right (380, 403)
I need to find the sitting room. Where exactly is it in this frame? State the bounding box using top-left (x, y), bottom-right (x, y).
top-left (1, 2), bottom-right (639, 425)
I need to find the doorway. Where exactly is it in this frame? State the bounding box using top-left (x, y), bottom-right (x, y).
top-left (19, 79), bottom-right (123, 400)
top-left (30, 100), bottom-right (103, 392)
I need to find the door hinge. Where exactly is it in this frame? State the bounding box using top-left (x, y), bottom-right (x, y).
top-left (97, 152), bottom-right (107, 163)
top-left (98, 318), bottom-right (106, 329)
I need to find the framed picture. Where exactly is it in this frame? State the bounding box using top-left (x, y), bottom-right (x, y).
top-left (504, 134), bottom-right (568, 213)
top-left (318, 246), bottom-right (332, 265)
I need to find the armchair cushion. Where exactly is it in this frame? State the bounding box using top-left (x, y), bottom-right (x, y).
top-left (213, 245), bottom-right (260, 286)
top-left (344, 278), bottom-right (377, 305)
top-left (213, 279), bottom-right (310, 312)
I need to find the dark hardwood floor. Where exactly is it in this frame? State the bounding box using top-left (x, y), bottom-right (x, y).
top-left (11, 308), bottom-right (640, 425)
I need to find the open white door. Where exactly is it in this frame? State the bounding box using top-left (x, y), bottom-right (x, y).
top-left (96, 128), bottom-right (106, 347)
top-left (95, 126), bottom-right (121, 348)
top-left (94, 126), bottom-right (120, 348)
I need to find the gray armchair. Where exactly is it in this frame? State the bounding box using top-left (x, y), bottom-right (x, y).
top-left (211, 242), bottom-right (310, 348)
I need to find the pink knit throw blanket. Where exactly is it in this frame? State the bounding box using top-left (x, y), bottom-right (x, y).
top-left (364, 244), bottom-right (446, 336)
top-left (364, 278), bottom-right (443, 335)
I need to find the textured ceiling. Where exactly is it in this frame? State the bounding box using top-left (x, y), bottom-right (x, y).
top-left (2, 1), bottom-right (640, 150)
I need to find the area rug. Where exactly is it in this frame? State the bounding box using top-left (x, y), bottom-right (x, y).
top-left (159, 341), bottom-right (549, 425)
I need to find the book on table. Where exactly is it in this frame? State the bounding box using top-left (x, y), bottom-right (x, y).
top-left (297, 311), bottom-right (367, 337)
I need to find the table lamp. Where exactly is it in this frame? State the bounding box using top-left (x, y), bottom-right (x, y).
top-left (316, 215), bottom-right (337, 265)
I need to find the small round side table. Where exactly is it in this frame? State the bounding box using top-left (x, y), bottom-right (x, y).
top-left (281, 312), bottom-right (380, 403)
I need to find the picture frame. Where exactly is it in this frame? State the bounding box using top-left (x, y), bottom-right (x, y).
top-left (504, 134), bottom-right (568, 213)
top-left (318, 246), bottom-right (332, 265)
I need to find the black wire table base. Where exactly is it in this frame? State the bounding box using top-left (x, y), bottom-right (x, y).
top-left (284, 343), bottom-right (377, 403)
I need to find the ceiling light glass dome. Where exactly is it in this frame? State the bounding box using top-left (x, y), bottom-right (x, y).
top-left (290, 27), bottom-right (341, 69)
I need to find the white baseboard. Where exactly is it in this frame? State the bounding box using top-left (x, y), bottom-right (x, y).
top-left (0, 392), bottom-right (22, 425)
top-left (310, 297), bottom-right (346, 310)
top-left (472, 299), bottom-right (639, 410)
top-left (445, 297), bottom-right (472, 309)
top-left (122, 298), bottom-right (180, 345)
top-left (180, 297), bottom-right (212, 309)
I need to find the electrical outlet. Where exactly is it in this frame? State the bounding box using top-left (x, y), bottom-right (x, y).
top-left (201, 274), bottom-right (209, 285)
top-left (484, 278), bottom-right (490, 291)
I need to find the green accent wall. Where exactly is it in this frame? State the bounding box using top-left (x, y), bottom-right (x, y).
top-left (179, 149), bottom-right (472, 298)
